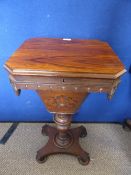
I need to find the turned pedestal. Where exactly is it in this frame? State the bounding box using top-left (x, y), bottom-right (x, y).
top-left (4, 38), bottom-right (126, 165)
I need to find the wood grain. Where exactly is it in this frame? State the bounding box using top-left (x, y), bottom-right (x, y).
top-left (5, 38), bottom-right (126, 79)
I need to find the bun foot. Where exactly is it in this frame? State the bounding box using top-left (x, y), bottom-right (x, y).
top-left (36, 154), bottom-right (48, 164)
top-left (123, 119), bottom-right (131, 131)
top-left (78, 154), bottom-right (90, 165)
top-left (41, 124), bottom-right (49, 136)
top-left (80, 126), bottom-right (87, 138)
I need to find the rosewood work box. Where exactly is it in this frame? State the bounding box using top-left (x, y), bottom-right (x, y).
top-left (4, 38), bottom-right (126, 165)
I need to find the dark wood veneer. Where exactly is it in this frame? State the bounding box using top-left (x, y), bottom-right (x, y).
top-left (5, 38), bottom-right (126, 78)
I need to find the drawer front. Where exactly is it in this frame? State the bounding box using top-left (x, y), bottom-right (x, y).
top-left (9, 75), bottom-right (120, 99)
top-left (14, 75), bottom-right (113, 83)
top-left (13, 75), bottom-right (113, 88)
top-left (10, 75), bottom-right (120, 98)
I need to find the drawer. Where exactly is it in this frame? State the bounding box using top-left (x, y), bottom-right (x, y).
top-left (10, 75), bottom-right (115, 92)
top-left (14, 75), bottom-right (62, 84)
top-left (9, 75), bottom-right (120, 99)
top-left (61, 77), bottom-right (113, 86)
top-left (13, 75), bottom-right (114, 86)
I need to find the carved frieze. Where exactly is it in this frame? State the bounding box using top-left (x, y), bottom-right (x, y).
top-left (9, 74), bottom-right (120, 102)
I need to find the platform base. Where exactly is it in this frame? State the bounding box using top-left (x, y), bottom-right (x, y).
top-left (36, 124), bottom-right (90, 165)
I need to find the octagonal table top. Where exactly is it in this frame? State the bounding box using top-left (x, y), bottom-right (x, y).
top-left (4, 38), bottom-right (126, 79)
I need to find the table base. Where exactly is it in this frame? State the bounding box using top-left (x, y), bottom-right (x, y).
top-left (36, 124), bottom-right (90, 165)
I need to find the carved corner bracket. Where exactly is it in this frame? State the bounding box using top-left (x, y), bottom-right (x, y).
top-left (9, 75), bottom-right (21, 96)
top-left (107, 78), bottom-right (120, 100)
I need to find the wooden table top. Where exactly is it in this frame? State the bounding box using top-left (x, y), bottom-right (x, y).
top-left (5, 38), bottom-right (126, 79)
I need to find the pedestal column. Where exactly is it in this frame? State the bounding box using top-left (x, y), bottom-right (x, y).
top-left (53, 114), bottom-right (73, 148)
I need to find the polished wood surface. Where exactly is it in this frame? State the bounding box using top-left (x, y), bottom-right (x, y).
top-left (5, 38), bottom-right (126, 78)
top-left (4, 38), bottom-right (126, 165)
